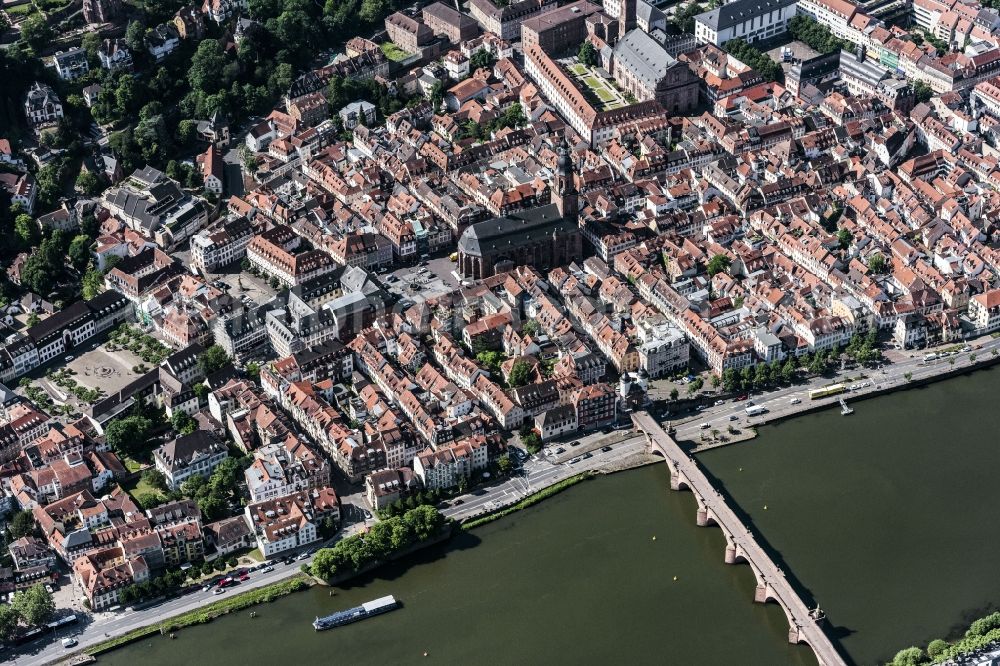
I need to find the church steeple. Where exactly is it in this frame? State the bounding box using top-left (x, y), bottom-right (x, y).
top-left (554, 139), bottom-right (578, 220)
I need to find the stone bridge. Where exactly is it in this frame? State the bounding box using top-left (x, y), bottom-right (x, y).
top-left (632, 411), bottom-right (847, 666)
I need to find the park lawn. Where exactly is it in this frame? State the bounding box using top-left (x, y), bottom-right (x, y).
top-left (123, 474), bottom-right (166, 503)
top-left (380, 41), bottom-right (412, 62)
top-left (122, 456), bottom-right (144, 473)
top-left (568, 63), bottom-right (588, 75)
top-left (7, 2), bottom-right (37, 14)
top-left (245, 548), bottom-right (264, 562)
top-left (581, 76), bottom-right (601, 88)
top-left (594, 88), bottom-right (616, 102)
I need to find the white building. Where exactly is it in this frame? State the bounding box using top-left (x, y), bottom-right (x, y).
top-left (694, 0), bottom-right (798, 47)
top-left (23, 82), bottom-right (63, 128)
top-left (99, 38), bottom-right (133, 71)
top-left (413, 438), bottom-right (489, 490)
top-left (53, 48), bottom-right (90, 81)
top-left (243, 487), bottom-right (339, 557)
top-left (153, 431), bottom-right (229, 490)
top-left (970, 289), bottom-right (1000, 332)
top-left (190, 216), bottom-right (254, 273)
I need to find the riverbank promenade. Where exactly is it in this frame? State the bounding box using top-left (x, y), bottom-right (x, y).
top-left (632, 412), bottom-right (847, 666)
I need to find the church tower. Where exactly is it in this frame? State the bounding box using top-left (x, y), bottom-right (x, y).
top-left (619, 0), bottom-right (636, 42)
top-left (553, 139), bottom-right (578, 220)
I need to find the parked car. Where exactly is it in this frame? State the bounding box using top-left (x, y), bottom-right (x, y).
top-left (261, 566), bottom-right (274, 573)
top-left (569, 440), bottom-right (580, 447)
top-left (239, 574), bottom-right (250, 582)
top-left (62, 638), bottom-right (78, 648)
top-left (556, 447), bottom-right (565, 454)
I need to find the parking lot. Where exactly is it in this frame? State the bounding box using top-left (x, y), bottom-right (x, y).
top-left (384, 255), bottom-right (461, 306)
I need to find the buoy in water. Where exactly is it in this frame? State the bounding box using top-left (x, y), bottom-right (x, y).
top-left (652, 536), bottom-right (656, 541)
top-left (423, 652), bottom-right (429, 657)
top-left (673, 576), bottom-right (678, 581)
top-left (739, 467), bottom-right (743, 471)
top-left (764, 505), bottom-right (768, 510)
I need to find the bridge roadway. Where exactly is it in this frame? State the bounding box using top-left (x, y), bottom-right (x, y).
top-left (632, 411), bottom-right (847, 666)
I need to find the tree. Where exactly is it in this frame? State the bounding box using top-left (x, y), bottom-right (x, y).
top-left (912, 80), bottom-right (933, 104)
top-left (837, 228), bottom-right (851, 250)
top-left (904, 372), bottom-right (912, 382)
top-left (0, 603), bottom-right (19, 642)
top-left (171, 410), bottom-right (198, 435)
top-left (706, 254), bottom-right (731, 277)
top-left (521, 320), bottom-right (540, 337)
top-left (125, 20), bottom-right (147, 52)
top-left (194, 383), bottom-right (209, 400)
top-left (104, 414), bottom-right (153, 458)
top-left (68, 235), bottom-right (93, 271)
top-left (13, 584), bottom-right (54, 626)
top-left (926, 639), bottom-right (948, 659)
top-left (198, 345), bottom-right (230, 376)
top-left (672, 2), bottom-right (704, 33)
top-left (522, 431), bottom-right (542, 453)
top-left (189, 40), bottom-right (230, 95)
top-left (15, 213), bottom-right (38, 248)
top-left (19, 15), bottom-right (52, 50)
top-left (141, 468), bottom-right (168, 493)
top-left (26, 312), bottom-right (40, 327)
top-left (508, 360), bottom-right (532, 388)
top-left (578, 40), bottom-right (598, 67)
top-left (891, 647), bottom-right (926, 666)
top-left (867, 253), bottom-right (888, 274)
top-left (476, 351), bottom-right (503, 374)
top-left (82, 265), bottom-right (106, 300)
top-left (496, 453), bottom-right (513, 475)
top-left (781, 358), bottom-right (797, 383)
top-left (669, 387), bottom-right (679, 401)
top-left (722, 368), bottom-right (739, 393)
top-left (8, 509), bottom-right (37, 539)
top-left (76, 170), bottom-right (103, 196)
top-left (470, 48), bottom-right (493, 71)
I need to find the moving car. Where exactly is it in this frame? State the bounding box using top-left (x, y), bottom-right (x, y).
top-left (699, 422), bottom-right (710, 429)
top-left (62, 638), bottom-right (77, 648)
top-left (601, 446), bottom-right (612, 452)
top-left (790, 397), bottom-right (801, 405)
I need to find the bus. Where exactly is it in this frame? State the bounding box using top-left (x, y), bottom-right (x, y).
top-left (745, 405), bottom-right (768, 417)
top-left (808, 384), bottom-right (845, 400)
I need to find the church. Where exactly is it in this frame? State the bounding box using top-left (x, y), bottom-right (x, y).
top-left (457, 141), bottom-right (584, 280)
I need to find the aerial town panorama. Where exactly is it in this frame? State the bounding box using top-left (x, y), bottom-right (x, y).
top-left (0, 0), bottom-right (998, 662)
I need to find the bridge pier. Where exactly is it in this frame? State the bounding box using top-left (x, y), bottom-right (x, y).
top-left (632, 411), bottom-right (847, 666)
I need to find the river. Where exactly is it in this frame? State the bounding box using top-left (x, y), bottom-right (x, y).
top-left (99, 465), bottom-right (815, 666)
top-left (700, 365), bottom-right (1000, 665)
top-left (99, 367), bottom-right (1000, 666)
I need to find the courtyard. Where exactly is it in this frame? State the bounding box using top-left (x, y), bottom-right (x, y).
top-left (564, 60), bottom-right (629, 111)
